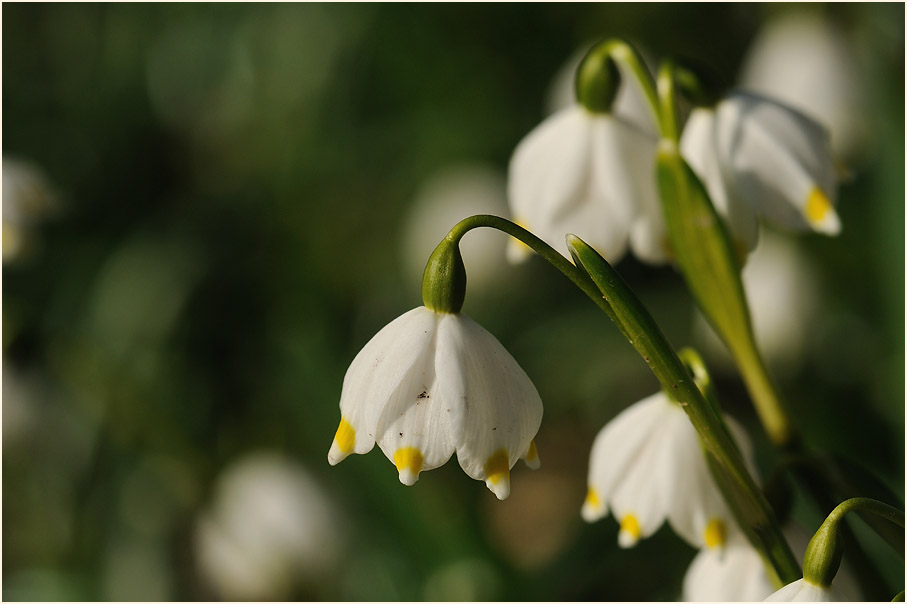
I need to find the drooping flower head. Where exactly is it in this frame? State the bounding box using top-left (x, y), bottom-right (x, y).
top-left (507, 41), bottom-right (667, 266)
top-left (681, 91), bottom-right (841, 256)
top-left (582, 389), bottom-right (755, 550)
top-left (328, 237), bottom-right (543, 499)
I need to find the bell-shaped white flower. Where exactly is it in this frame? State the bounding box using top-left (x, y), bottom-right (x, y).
top-left (581, 390), bottom-right (754, 549)
top-left (739, 11), bottom-right (868, 163)
top-left (507, 105), bottom-right (667, 265)
top-left (683, 529), bottom-right (776, 601)
top-left (328, 306), bottom-right (542, 500)
top-left (681, 92), bottom-right (841, 256)
top-left (764, 578), bottom-right (848, 602)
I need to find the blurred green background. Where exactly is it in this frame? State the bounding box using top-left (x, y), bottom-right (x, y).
top-left (3, 3), bottom-right (904, 601)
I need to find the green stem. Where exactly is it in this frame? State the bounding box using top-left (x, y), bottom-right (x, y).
top-left (598, 39), bottom-right (663, 133)
top-left (440, 214), bottom-right (622, 327)
top-left (656, 60), bottom-right (680, 142)
top-left (731, 331), bottom-right (796, 448)
top-left (803, 497), bottom-right (905, 587)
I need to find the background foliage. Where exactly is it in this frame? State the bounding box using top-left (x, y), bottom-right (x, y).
top-left (3, 3), bottom-right (904, 600)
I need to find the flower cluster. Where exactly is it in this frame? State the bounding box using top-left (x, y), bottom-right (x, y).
top-left (324, 33), bottom-right (887, 604)
top-left (507, 44), bottom-right (841, 267)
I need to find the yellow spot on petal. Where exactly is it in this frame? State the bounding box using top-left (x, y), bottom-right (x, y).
top-left (584, 488), bottom-right (600, 509)
top-left (334, 418), bottom-right (355, 454)
top-left (484, 448), bottom-right (510, 485)
top-left (393, 447), bottom-right (424, 475)
top-left (525, 440), bottom-right (539, 463)
top-left (704, 518), bottom-right (726, 549)
top-left (620, 514), bottom-right (641, 540)
top-left (805, 187), bottom-right (832, 225)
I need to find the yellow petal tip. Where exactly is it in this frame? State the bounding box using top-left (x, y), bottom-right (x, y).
top-left (618, 514), bottom-right (641, 548)
top-left (484, 449), bottom-right (511, 500)
top-left (393, 447), bottom-right (424, 486)
top-left (805, 187), bottom-right (841, 235)
top-left (522, 439), bottom-right (540, 470)
top-left (704, 518), bottom-right (726, 549)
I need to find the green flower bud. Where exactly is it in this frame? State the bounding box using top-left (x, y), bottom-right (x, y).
top-left (575, 42), bottom-right (621, 114)
top-left (421, 237), bottom-right (466, 314)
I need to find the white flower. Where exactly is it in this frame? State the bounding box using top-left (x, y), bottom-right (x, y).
top-left (680, 92), bottom-right (841, 256)
top-left (195, 452), bottom-right (344, 601)
top-left (739, 11), bottom-right (867, 163)
top-left (328, 306), bottom-right (542, 500)
top-left (764, 578), bottom-right (848, 602)
top-left (507, 105), bottom-right (667, 265)
top-left (581, 390), bottom-right (754, 549)
top-left (683, 530), bottom-right (776, 601)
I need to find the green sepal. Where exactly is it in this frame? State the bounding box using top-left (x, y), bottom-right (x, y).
top-left (421, 237), bottom-right (466, 314)
top-left (575, 41), bottom-right (621, 114)
top-left (803, 516), bottom-right (845, 588)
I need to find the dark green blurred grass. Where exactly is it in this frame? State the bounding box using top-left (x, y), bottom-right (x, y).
top-left (3, 3), bottom-right (903, 600)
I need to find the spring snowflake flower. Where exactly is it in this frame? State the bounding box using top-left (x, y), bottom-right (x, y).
top-left (507, 104), bottom-right (667, 265)
top-left (739, 11), bottom-right (867, 162)
top-left (764, 578), bottom-right (848, 602)
top-left (683, 528), bottom-right (776, 601)
top-left (581, 390), bottom-right (754, 549)
top-left (328, 306), bottom-right (542, 500)
top-left (680, 92), bottom-right (841, 255)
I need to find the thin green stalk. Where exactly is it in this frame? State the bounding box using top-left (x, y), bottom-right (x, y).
top-left (596, 39), bottom-right (663, 132)
top-left (440, 214), bottom-right (624, 330)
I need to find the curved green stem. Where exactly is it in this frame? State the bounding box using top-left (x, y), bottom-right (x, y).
top-left (803, 497), bottom-right (905, 587)
top-left (440, 214), bottom-right (624, 328)
top-left (593, 39), bottom-right (663, 133)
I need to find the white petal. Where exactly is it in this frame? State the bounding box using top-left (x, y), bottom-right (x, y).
top-left (435, 313), bottom-right (543, 499)
top-left (582, 391), bottom-right (668, 522)
top-left (329, 307), bottom-right (437, 464)
top-left (764, 578), bottom-right (842, 602)
top-left (374, 343), bottom-right (457, 486)
top-left (715, 93), bottom-right (839, 235)
top-left (681, 107), bottom-right (760, 255)
top-left (682, 537), bottom-right (775, 601)
top-left (738, 12), bottom-right (867, 162)
top-left (507, 106), bottom-right (594, 252)
top-left (609, 400), bottom-right (678, 545)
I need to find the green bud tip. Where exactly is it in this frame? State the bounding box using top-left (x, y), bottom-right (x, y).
top-left (421, 236), bottom-right (467, 314)
top-left (575, 41), bottom-right (621, 114)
